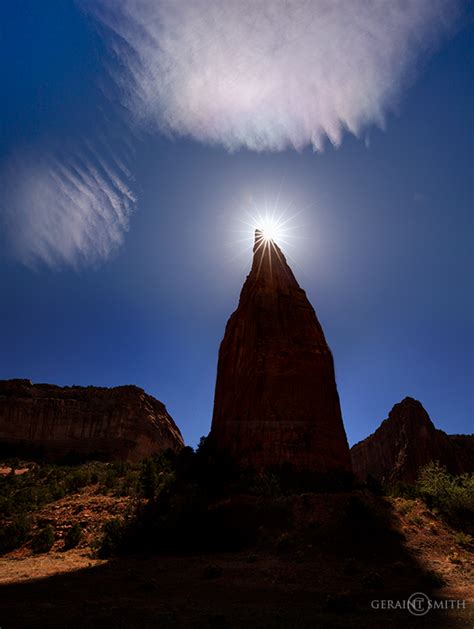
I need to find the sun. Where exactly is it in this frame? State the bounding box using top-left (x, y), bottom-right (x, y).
top-left (228, 195), bottom-right (306, 267)
top-left (257, 217), bottom-right (282, 243)
top-left (251, 209), bottom-right (300, 247)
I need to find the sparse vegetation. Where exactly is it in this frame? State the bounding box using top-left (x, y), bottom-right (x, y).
top-left (423, 569), bottom-right (446, 588)
top-left (384, 462), bottom-right (474, 535)
top-left (447, 551), bottom-right (462, 564)
top-left (0, 461), bottom-right (137, 523)
top-left (416, 462), bottom-right (474, 533)
top-left (408, 514), bottom-right (423, 527)
top-left (97, 518), bottom-right (128, 559)
top-left (31, 525), bottom-right (55, 554)
top-left (64, 523), bottom-right (83, 550)
top-left (0, 514), bottom-right (31, 554)
top-left (396, 499), bottom-right (415, 516)
top-left (1, 447), bottom-right (472, 597)
top-left (455, 531), bottom-right (473, 549)
top-left (0, 459), bottom-right (146, 555)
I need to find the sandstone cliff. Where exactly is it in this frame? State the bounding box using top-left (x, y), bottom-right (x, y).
top-left (351, 397), bottom-right (474, 483)
top-left (0, 379), bottom-right (184, 462)
top-left (210, 230), bottom-right (351, 472)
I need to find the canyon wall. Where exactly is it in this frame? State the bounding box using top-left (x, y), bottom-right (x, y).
top-left (0, 379), bottom-right (184, 462)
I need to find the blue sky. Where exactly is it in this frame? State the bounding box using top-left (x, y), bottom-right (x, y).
top-left (0, 1), bottom-right (472, 447)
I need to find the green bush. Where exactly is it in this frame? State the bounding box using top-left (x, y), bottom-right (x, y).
top-left (31, 525), bottom-right (55, 554)
top-left (118, 470), bottom-right (140, 497)
top-left (139, 459), bottom-right (160, 500)
top-left (64, 523), bottom-right (82, 550)
top-left (416, 462), bottom-right (474, 532)
top-left (97, 518), bottom-right (126, 558)
top-left (0, 514), bottom-right (31, 554)
top-left (0, 461), bottom-right (142, 521)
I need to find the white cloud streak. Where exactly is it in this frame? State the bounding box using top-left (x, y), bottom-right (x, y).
top-left (2, 1), bottom-right (460, 269)
top-left (1, 144), bottom-right (136, 269)
top-left (85, 0), bottom-right (460, 151)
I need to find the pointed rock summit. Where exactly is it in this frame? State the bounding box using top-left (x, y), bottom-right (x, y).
top-left (351, 397), bottom-right (474, 483)
top-left (210, 230), bottom-right (351, 472)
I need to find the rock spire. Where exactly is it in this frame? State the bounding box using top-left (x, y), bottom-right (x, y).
top-left (210, 230), bottom-right (351, 472)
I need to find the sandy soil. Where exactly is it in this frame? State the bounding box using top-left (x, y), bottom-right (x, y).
top-left (0, 548), bottom-right (105, 584)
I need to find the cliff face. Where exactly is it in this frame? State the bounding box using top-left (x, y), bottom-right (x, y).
top-left (210, 230), bottom-right (351, 472)
top-left (351, 397), bottom-right (474, 483)
top-left (0, 379), bottom-right (184, 462)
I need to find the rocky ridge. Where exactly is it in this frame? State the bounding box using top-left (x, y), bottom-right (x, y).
top-left (0, 379), bottom-right (184, 462)
top-left (351, 397), bottom-right (474, 483)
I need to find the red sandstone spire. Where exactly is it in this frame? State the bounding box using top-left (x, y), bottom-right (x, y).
top-left (250, 229), bottom-right (300, 290)
top-left (210, 232), bottom-right (351, 472)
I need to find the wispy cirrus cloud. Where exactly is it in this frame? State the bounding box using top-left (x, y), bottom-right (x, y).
top-left (1, 142), bottom-right (136, 269)
top-left (84, 0), bottom-right (461, 151)
top-left (2, 1), bottom-right (461, 269)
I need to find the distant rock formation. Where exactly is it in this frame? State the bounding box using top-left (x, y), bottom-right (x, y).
top-left (351, 397), bottom-right (474, 483)
top-left (210, 230), bottom-right (351, 472)
top-left (0, 379), bottom-right (184, 462)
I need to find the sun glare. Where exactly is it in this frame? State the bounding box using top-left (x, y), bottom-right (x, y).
top-left (228, 195), bottom-right (307, 269)
top-left (258, 217), bottom-right (281, 242)
top-left (251, 208), bottom-right (300, 248)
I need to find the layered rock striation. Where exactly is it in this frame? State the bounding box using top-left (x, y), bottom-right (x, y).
top-left (351, 397), bottom-right (474, 483)
top-left (210, 230), bottom-right (351, 472)
top-left (0, 379), bottom-right (184, 462)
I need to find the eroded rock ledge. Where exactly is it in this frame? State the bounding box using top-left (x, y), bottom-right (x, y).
top-left (0, 379), bottom-right (184, 462)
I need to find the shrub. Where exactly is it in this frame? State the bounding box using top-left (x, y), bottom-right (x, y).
top-left (97, 518), bottom-right (126, 558)
top-left (447, 551), bottom-right (461, 564)
top-left (139, 459), bottom-right (161, 500)
top-left (64, 469), bottom-right (92, 492)
top-left (31, 525), bottom-right (55, 554)
top-left (64, 523), bottom-right (82, 550)
top-left (423, 569), bottom-right (446, 588)
top-left (455, 532), bottom-right (473, 549)
top-left (396, 500), bottom-right (415, 516)
top-left (117, 470), bottom-right (140, 497)
top-left (408, 515), bottom-right (423, 527)
top-left (416, 462), bottom-right (474, 532)
top-left (0, 514), bottom-right (31, 554)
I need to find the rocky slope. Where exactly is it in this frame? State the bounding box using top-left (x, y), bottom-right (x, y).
top-left (1, 476), bottom-right (473, 628)
top-left (351, 397), bottom-right (474, 483)
top-left (0, 379), bottom-right (184, 462)
top-left (210, 230), bottom-right (351, 472)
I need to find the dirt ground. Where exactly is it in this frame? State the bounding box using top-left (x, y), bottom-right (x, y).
top-left (0, 488), bottom-right (472, 628)
top-left (0, 548), bottom-right (472, 628)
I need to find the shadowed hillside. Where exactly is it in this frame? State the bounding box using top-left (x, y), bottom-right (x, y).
top-left (0, 450), bottom-right (472, 628)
